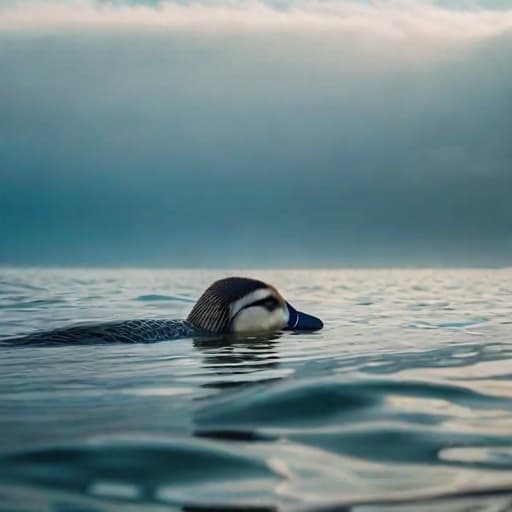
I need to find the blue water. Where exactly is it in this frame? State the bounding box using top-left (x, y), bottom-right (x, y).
top-left (1, 268), bottom-right (512, 511)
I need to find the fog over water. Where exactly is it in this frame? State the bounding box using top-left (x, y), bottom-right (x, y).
top-left (0, 0), bottom-right (511, 267)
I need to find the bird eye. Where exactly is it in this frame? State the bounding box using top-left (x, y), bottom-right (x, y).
top-left (247, 296), bottom-right (279, 311)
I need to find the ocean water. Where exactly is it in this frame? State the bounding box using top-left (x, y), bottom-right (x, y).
top-left (1, 268), bottom-right (512, 512)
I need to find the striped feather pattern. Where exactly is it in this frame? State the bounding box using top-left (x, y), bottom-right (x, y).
top-left (187, 277), bottom-right (269, 334)
top-left (4, 320), bottom-right (201, 345)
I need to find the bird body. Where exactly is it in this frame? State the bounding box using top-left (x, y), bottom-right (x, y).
top-left (9, 319), bottom-right (201, 345)
top-left (5, 277), bottom-right (323, 345)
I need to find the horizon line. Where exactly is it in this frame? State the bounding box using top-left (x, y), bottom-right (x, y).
top-left (0, 264), bottom-right (510, 271)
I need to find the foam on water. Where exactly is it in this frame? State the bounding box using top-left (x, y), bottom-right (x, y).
top-left (0, 268), bottom-right (511, 511)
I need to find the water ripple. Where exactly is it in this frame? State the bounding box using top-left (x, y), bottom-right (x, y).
top-left (1, 268), bottom-right (512, 511)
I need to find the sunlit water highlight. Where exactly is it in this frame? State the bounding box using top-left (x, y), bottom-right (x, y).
top-left (0, 268), bottom-right (511, 511)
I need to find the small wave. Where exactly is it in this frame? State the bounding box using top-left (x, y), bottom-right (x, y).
top-left (196, 378), bottom-right (381, 428)
top-left (0, 298), bottom-right (66, 310)
top-left (303, 484), bottom-right (512, 511)
top-left (408, 318), bottom-right (488, 329)
top-left (0, 280), bottom-right (45, 292)
top-left (134, 294), bottom-right (195, 303)
top-left (0, 438), bottom-right (283, 508)
top-left (197, 376), bottom-right (510, 433)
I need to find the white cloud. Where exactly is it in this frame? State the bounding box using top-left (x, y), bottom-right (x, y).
top-left (1, 0), bottom-right (512, 42)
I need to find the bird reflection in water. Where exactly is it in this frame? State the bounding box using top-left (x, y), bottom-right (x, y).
top-left (193, 331), bottom-right (283, 388)
top-left (193, 332), bottom-right (285, 445)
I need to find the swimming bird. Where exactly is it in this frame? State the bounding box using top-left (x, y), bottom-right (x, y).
top-left (7, 277), bottom-right (323, 345)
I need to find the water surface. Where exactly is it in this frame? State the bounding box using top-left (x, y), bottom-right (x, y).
top-left (1, 268), bottom-right (512, 511)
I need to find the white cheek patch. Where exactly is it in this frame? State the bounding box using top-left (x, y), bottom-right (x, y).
top-left (231, 306), bottom-right (288, 334)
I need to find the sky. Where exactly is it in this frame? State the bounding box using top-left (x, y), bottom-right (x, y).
top-left (0, 0), bottom-right (511, 267)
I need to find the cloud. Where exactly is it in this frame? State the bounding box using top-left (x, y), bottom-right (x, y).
top-left (0, 1), bottom-right (511, 266)
top-left (1, 0), bottom-right (512, 41)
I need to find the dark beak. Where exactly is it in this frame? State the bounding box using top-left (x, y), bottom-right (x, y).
top-left (285, 302), bottom-right (323, 331)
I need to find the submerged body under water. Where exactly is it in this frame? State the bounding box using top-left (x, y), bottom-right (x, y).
top-left (0, 267), bottom-right (511, 511)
